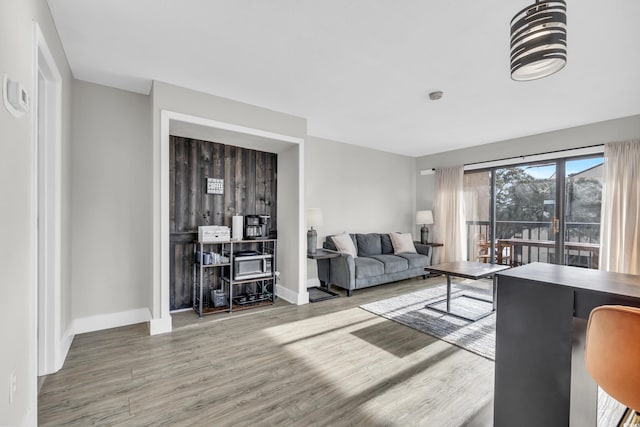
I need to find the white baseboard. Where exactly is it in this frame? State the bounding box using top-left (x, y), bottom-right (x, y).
top-left (275, 283), bottom-right (296, 304)
top-left (149, 315), bottom-right (172, 335)
top-left (276, 283), bottom-right (309, 305)
top-left (73, 308), bottom-right (152, 335)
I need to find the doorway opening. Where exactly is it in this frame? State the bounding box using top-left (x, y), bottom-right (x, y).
top-left (34, 23), bottom-right (63, 377)
top-left (152, 110), bottom-right (306, 335)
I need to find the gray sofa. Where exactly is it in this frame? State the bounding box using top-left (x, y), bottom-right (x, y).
top-left (317, 233), bottom-right (432, 296)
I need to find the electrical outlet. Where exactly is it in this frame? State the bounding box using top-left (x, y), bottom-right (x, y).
top-left (9, 370), bottom-right (16, 404)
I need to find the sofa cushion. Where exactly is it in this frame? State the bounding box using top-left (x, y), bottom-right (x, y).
top-left (390, 232), bottom-right (417, 254)
top-left (396, 253), bottom-right (430, 269)
top-left (356, 233), bottom-right (382, 257)
top-left (354, 257), bottom-right (384, 278)
top-left (332, 233), bottom-right (358, 258)
top-left (380, 234), bottom-right (394, 254)
top-left (370, 255), bottom-right (409, 274)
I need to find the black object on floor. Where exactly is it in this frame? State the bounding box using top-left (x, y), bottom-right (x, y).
top-left (308, 287), bottom-right (340, 303)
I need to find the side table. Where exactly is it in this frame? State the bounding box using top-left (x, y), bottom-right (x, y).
top-left (415, 242), bottom-right (444, 278)
top-left (307, 249), bottom-right (341, 302)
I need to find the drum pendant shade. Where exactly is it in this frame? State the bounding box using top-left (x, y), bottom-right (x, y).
top-left (510, 0), bottom-right (567, 81)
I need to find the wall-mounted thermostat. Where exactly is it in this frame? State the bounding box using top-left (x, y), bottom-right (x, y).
top-left (3, 74), bottom-right (30, 118)
top-left (207, 178), bottom-right (224, 194)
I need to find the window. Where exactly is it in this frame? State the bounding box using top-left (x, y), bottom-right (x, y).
top-left (464, 155), bottom-right (603, 269)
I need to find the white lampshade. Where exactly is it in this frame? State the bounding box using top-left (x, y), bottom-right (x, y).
top-left (416, 210), bottom-right (434, 225)
top-left (306, 208), bottom-right (324, 228)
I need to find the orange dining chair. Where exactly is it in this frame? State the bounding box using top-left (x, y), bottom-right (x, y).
top-left (585, 305), bottom-right (640, 426)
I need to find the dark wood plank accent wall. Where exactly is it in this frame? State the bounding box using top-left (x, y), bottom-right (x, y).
top-left (169, 136), bottom-right (278, 310)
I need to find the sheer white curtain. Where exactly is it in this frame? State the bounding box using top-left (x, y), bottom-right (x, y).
top-left (464, 171), bottom-right (491, 262)
top-left (599, 140), bottom-right (640, 274)
top-left (434, 166), bottom-right (467, 263)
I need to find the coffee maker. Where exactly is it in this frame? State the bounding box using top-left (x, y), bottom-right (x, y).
top-left (245, 215), bottom-right (270, 239)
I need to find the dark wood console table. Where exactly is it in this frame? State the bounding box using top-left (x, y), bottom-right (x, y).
top-left (307, 249), bottom-right (340, 302)
top-left (494, 263), bottom-right (640, 427)
top-left (415, 242), bottom-right (444, 277)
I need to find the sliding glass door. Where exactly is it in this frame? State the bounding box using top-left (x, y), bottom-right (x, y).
top-left (563, 158), bottom-right (603, 268)
top-left (464, 154), bottom-right (603, 269)
top-left (496, 163), bottom-right (557, 265)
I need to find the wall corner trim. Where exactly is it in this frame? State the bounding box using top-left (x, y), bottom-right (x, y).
top-left (57, 324), bottom-right (75, 372)
top-left (149, 315), bottom-right (173, 335)
top-left (277, 283), bottom-right (309, 305)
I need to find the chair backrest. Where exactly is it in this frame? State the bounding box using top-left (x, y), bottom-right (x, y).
top-left (585, 305), bottom-right (640, 411)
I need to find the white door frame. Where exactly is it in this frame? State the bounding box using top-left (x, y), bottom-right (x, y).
top-left (33, 22), bottom-right (63, 375)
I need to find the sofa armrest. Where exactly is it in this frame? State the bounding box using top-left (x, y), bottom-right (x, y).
top-left (318, 250), bottom-right (356, 291)
top-left (414, 243), bottom-right (433, 265)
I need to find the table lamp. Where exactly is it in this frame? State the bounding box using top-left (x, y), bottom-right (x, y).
top-left (306, 208), bottom-right (323, 254)
top-left (416, 210), bottom-right (434, 244)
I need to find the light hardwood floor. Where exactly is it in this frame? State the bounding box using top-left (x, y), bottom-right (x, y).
top-left (38, 277), bottom-right (495, 426)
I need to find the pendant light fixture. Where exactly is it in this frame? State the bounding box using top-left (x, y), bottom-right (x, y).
top-left (510, 0), bottom-right (567, 81)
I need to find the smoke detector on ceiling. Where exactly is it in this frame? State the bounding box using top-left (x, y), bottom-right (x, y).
top-left (428, 91), bottom-right (443, 101)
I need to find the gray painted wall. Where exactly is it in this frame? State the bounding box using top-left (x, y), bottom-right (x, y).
top-left (304, 136), bottom-right (416, 283)
top-left (0, 0), bottom-right (72, 424)
top-left (416, 115), bottom-right (640, 212)
top-left (71, 80), bottom-right (152, 319)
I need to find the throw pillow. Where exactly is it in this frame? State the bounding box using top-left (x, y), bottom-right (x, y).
top-left (356, 233), bottom-right (382, 257)
top-left (389, 232), bottom-right (417, 254)
top-left (380, 233), bottom-right (394, 254)
top-left (332, 233), bottom-right (358, 258)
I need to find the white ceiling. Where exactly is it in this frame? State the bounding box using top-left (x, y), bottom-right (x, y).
top-left (47, 0), bottom-right (640, 157)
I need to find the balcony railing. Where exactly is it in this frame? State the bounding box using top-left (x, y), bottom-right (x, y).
top-left (466, 220), bottom-right (600, 269)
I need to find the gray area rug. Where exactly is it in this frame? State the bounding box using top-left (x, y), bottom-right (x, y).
top-left (361, 282), bottom-right (496, 360)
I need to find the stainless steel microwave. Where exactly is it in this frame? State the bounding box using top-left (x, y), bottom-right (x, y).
top-left (234, 252), bottom-right (273, 280)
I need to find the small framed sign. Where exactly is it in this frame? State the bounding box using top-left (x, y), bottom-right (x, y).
top-left (207, 178), bottom-right (224, 194)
